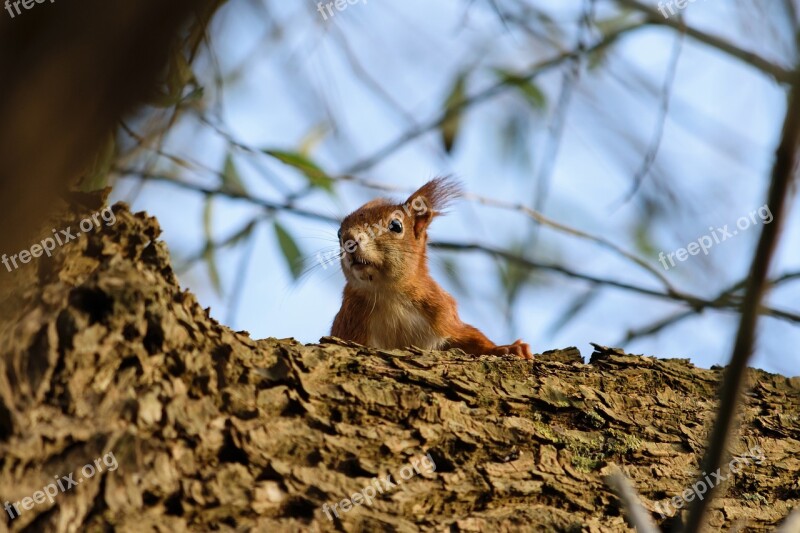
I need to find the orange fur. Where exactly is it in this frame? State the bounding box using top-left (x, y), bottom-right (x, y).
top-left (330, 177), bottom-right (532, 359)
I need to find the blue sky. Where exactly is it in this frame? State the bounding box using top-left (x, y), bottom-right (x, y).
top-left (114, 0), bottom-right (800, 376)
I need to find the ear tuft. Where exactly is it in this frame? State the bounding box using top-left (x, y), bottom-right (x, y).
top-left (405, 176), bottom-right (463, 216)
top-left (405, 176), bottom-right (462, 238)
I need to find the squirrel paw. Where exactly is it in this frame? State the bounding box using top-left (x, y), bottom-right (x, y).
top-left (491, 339), bottom-right (533, 360)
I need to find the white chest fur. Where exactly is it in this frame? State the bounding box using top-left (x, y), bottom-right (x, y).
top-left (365, 295), bottom-right (445, 351)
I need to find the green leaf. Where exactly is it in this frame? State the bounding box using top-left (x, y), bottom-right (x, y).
top-left (203, 195), bottom-right (213, 242)
top-left (263, 149), bottom-right (334, 193)
top-left (203, 197), bottom-right (223, 295)
top-left (594, 11), bottom-right (635, 39)
top-left (226, 219), bottom-right (258, 248)
top-left (221, 153), bottom-right (247, 195)
top-left (274, 222), bottom-right (304, 279)
top-left (79, 131), bottom-right (116, 192)
top-left (203, 247), bottom-right (223, 296)
top-left (167, 52), bottom-right (194, 96)
top-left (493, 69), bottom-right (547, 110)
top-left (298, 123), bottom-right (330, 156)
top-left (152, 50), bottom-right (196, 108)
top-left (440, 257), bottom-right (468, 296)
top-left (587, 46), bottom-right (611, 71)
top-left (440, 72), bottom-right (468, 153)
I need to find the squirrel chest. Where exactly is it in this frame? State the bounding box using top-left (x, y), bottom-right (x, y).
top-left (365, 294), bottom-right (446, 351)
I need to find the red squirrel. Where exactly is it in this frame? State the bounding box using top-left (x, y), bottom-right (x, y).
top-left (330, 177), bottom-right (533, 359)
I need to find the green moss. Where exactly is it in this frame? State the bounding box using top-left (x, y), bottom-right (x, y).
top-left (584, 409), bottom-right (605, 429)
top-left (571, 454), bottom-right (602, 472)
top-left (605, 429), bottom-right (642, 455)
top-left (531, 421), bottom-right (560, 443)
top-left (531, 422), bottom-right (642, 472)
top-left (565, 434), bottom-right (604, 455)
top-left (742, 493), bottom-right (767, 504)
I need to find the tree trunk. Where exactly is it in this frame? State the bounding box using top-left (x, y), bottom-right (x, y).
top-left (0, 0), bottom-right (221, 254)
top-left (0, 197), bottom-right (798, 532)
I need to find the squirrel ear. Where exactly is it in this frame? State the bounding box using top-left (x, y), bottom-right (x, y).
top-left (405, 176), bottom-right (462, 238)
top-left (412, 209), bottom-right (433, 238)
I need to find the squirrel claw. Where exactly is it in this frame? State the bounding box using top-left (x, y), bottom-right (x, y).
top-left (492, 339), bottom-right (533, 360)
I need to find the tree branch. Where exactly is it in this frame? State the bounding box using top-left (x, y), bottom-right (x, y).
top-left (430, 241), bottom-right (800, 324)
top-left (343, 22), bottom-right (643, 175)
top-left (606, 469), bottom-right (660, 533)
top-left (616, 0), bottom-right (793, 84)
top-left (681, 70), bottom-right (800, 533)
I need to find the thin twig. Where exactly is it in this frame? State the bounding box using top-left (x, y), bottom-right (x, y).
top-left (616, 0), bottom-right (793, 84)
top-left (619, 309), bottom-right (695, 345)
top-left (615, 30), bottom-right (684, 206)
top-left (681, 71), bottom-right (800, 533)
top-left (606, 469), bottom-right (660, 533)
top-left (430, 241), bottom-right (800, 324)
top-left (124, 170), bottom-right (800, 325)
top-left (462, 193), bottom-right (677, 292)
top-left (619, 267), bottom-right (800, 345)
top-left (120, 171), bottom-right (339, 225)
top-left (776, 508), bottom-right (800, 533)
top-left (125, 159), bottom-right (675, 294)
top-left (176, 217), bottom-right (264, 275)
top-left (343, 22), bottom-right (643, 175)
top-left (226, 225), bottom-right (259, 328)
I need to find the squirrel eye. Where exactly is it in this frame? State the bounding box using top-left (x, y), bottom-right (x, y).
top-left (388, 219), bottom-right (403, 233)
top-left (337, 228), bottom-right (342, 240)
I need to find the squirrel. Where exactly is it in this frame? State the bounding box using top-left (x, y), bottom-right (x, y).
top-left (330, 177), bottom-right (533, 359)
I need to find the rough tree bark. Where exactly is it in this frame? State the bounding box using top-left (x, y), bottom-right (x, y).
top-left (0, 196), bottom-right (798, 532)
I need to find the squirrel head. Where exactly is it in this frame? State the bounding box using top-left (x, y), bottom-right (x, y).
top-left (337, 176), bottom-right (462, 289)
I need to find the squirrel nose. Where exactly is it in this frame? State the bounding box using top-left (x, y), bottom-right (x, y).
top-left (341, 230), bottom-right (356, 244)
top-left (341, 230), bottom-right (369, 250)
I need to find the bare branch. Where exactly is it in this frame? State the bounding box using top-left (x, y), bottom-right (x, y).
top-left (462, 193), bottom-right (676, 292)
top-left (681, 71), bottom-right (800, 533)
top-left (122, 172), bottom-right (800, 329)
top-left (118, 171), bottom-right (338, 225)
top-left (343, 22), bottom-right (643, 175)
top-left (620, 268), bottom-right (800, 345)
top-left (605, 468), bottom-right (660, 533)
top-left (619, 309), bottom-right (695, 345)
top-left (615, 31), bottom-right (683, 206)
top-left (616, 0), bottom-right (794, 84)
top-left (776, 508), bottom-right (800, 533)
top-left (430, 241), bottom-right (800, 324)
